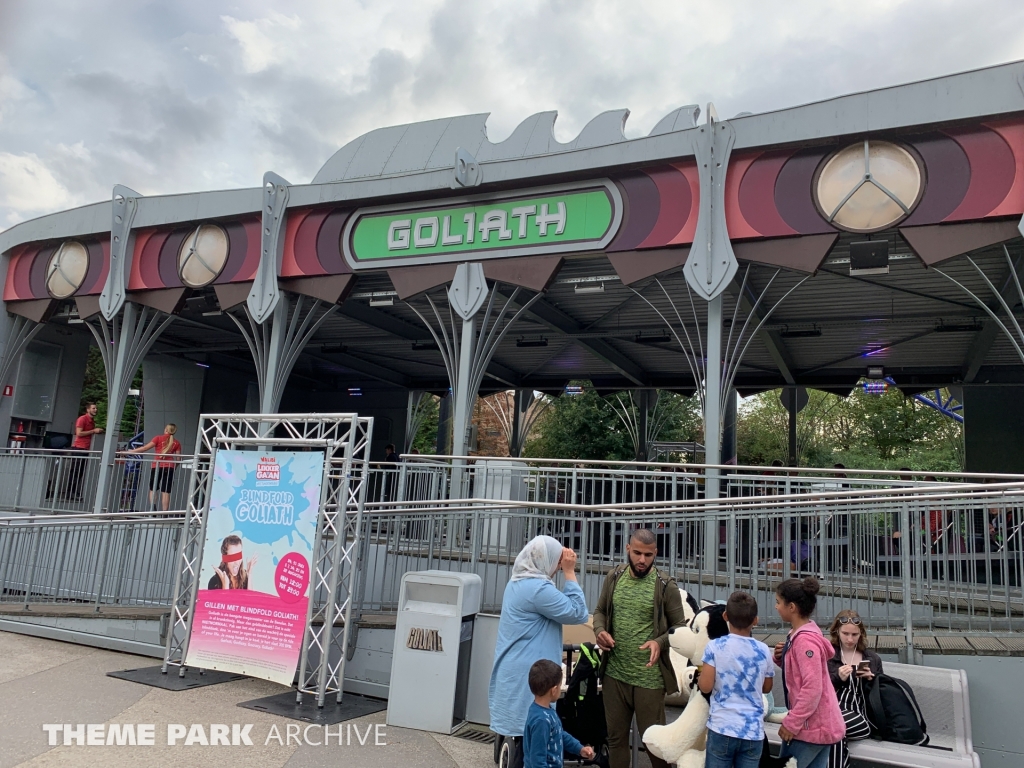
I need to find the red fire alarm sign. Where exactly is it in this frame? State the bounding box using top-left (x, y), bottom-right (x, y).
top-left (2, 386), bottom-right (12, 397)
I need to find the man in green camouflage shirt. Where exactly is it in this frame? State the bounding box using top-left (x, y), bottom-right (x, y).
top-left (593, 529), bottom-right (688, 768)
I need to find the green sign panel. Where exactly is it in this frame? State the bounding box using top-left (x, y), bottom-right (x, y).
top-left (342, 181), bottom-right (621, 269)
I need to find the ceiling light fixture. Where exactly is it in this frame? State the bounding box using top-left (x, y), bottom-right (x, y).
top-left (516, 337), bottom-right (548, 348)
top-left (574, 283), bottom-right (605, 295)
top-left (779, 325), bottom-right (822, 338)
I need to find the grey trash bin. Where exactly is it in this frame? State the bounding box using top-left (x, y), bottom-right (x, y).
top-left (386, 570), bottom-right (483, 734)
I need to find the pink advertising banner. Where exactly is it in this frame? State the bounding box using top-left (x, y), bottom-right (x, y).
top-left (184, 450), bottom-right (323, 685)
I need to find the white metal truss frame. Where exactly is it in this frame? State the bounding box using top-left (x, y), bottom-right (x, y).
top-left (162, 412), bottom-right (373, 708)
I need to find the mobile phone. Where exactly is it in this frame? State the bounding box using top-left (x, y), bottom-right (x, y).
top-left (857, 660), bottom-right (871, 672)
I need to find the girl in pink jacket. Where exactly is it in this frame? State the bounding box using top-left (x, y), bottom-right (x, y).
top-left (772, 577), bottom-right (846, 768)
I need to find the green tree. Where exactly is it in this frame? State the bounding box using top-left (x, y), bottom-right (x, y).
top-left (736, 383), bottom-right (964, 471)
top-left (78, 346), bottom-right (144, 438)
top-left (525, 384), bottom-right (703, 462)
top-left (410, 394), bottom-right (440, 453)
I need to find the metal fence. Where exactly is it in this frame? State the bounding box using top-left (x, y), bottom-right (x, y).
top-left (352, 479), bottom-right (1024, 635)
top-left (0, 510), bottom-right (183, 608)
top-left (2, 456), bottom-right (1024, 641)
top-left (0, 448), bottom-right (195, 516)
top-left (0, 448), bottom-right (102, 514)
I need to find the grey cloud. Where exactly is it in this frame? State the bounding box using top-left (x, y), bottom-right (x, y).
top-left (3, 0), bottom-right (1024, 228)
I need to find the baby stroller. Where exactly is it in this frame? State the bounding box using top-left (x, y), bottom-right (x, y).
top-left (558, 643), bottom-right (610, 767)
top-left (493, 642), bottom-right (610, 768)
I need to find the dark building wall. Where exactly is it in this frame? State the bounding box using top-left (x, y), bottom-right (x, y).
top-left (279, 385), bottom-right (408, 462)
top-left (964, 385), bottom-right (1024, 474)
top-left (199, 363), bottom-right (254, 415)
top-left (142, 356), bottom-right (207, 454)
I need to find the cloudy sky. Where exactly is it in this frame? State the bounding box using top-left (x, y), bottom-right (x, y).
top-left (2, 0), bottom-right (1024, 229)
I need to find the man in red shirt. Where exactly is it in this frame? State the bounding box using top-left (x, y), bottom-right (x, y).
top-left (73, 403), bottom-right (103, 449)
top-left (67, 403), bottom-right (103, 500)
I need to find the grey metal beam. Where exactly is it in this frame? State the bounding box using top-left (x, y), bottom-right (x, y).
top-left (727, 279), bottom-right (797, 385)
top-left (516, 294), bottom-right (647, 386)
top-left (306, 350), bottom-right (411, 388)
top-left (337, 302), bottom-right (426, 340)
top-left (962, 323), bottom-right (999, 382)
top-left (961, 252), bottom-right (1024, 382)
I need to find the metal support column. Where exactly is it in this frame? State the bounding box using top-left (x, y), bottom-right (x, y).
top-left (510, 389), bottom-right (535, 458)
top-left (406, 262), bottom-right (542, 473)
top-left (704, 295), bottom-right (724, 487)
top-left (788, 401), bottom-right (798, 467)
top-left (228, 292), bottom-right (337, 416)
top-left (0, 315), bottom-right (44, 392)
top-left (451, 311), bottom-right (478, 460)
top-left (721, 388), bottom-right (738, 464)
top-left (702, 295), bottom-right (724, 571)
top-left (436, 393), bottom-right (452, 454)
top-left (635, 389), bottom-right (651, 462)
top-left (88, 303), bottom-right (175, 514)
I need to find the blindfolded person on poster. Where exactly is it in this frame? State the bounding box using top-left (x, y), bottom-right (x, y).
top-left (208, 534), bottom-right (258, 590)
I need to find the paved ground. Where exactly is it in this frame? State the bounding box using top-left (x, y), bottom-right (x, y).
top-left (0, 631), bottom-right (494, 768)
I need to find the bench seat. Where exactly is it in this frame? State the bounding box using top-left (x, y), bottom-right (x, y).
top-left (764, 662), bottom-right (980, 768)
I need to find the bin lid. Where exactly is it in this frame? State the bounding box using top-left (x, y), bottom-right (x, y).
top-left (401, 570), bottom-right (482, 615)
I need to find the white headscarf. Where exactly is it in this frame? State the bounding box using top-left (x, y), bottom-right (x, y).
top-left (509, 535), bottom-right (564, 582)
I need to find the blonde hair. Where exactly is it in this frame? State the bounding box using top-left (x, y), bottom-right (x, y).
top-left (159, 424), bottom-right (179, 455)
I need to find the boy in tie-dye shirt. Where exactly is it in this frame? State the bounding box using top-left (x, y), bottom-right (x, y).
top-left (698, 591), bottom-right (775, 768)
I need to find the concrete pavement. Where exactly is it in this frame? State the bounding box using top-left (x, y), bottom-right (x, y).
top-left (0, 631), bottom-right (493, 768)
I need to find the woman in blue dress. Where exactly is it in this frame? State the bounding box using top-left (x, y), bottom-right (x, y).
top-left (489, 535), bottom-right (589, 768)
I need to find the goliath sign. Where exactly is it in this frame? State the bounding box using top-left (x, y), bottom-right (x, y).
top-left (342, 181), bottom-right (621, 268)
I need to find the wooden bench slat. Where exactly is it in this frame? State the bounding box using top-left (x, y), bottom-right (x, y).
top-left (966, 636), bottom-right (1008, 653)
top-left (935, 635), bottom-right (973, 651)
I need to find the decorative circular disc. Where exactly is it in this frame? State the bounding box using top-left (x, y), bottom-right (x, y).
top-left (45, 241), bottom-right (90, 299)
top-left (816, 140), bottom-right (922, 232)
top-left (178, 224), bottom-right (229, 288)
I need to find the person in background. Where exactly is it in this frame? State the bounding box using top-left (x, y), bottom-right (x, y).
top-left (120, 423), bottom-right (181, 511)
top-left (67, 403), bottom-right (103, 500)
top-left (593, 529), bottom-right (689, 768)
top-left (384, 443), bottom-right (400, 463)
top-left (523, 659), bottom-right (595, 768)
top-left (489, 536), bottom-right (588, 768)
top-left (74, 402), bottom-right (104, 448)
top-left (773, 577), bottom-right (845, 768)
top-left (697, 591), bottom-right (775, 768)
top-left (826, 610), bottom-right (882, 768)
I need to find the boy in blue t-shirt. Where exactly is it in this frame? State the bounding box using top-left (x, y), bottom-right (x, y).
top-left (697, 591), bottom-right (775, 768)
top-left (524, 659), bottom-right (596, 768)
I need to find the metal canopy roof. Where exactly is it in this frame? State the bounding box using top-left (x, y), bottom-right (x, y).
top-left (108, 231), bottom-right (1022, 397)
top-left (5, 60), bottom-right (1024, 398)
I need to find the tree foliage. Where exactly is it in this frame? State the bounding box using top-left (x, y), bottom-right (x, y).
top-left (525, 383), bottom-right (702, 461)
top-left (78, 346), bottom-right (144, 438)
top-left (736, 384), bottom-right (964, 471)
top-left (410, 394), bottom-right (440, 453)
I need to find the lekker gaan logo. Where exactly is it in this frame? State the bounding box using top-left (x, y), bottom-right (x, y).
top-left (256, 456), bottom-right (280, 486)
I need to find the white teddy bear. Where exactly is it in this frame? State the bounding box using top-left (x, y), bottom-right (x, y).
top-left (647, 597), bottom-right (796, 768)
top-left (644, 604), bottom-right (726, 768)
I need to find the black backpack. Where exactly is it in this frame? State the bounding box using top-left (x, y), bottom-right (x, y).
top-left (865, 674), bottom-right (929, 746)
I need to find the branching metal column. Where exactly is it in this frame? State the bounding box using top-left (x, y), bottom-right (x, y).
top-left (406, 263), bottom-right (541, 470)
top-left (228, 293), bottom-right (338, 414)
top-left (86, 303), bottom-right (175, 514)
top-left (0, 315), bottom-right (44, 390)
